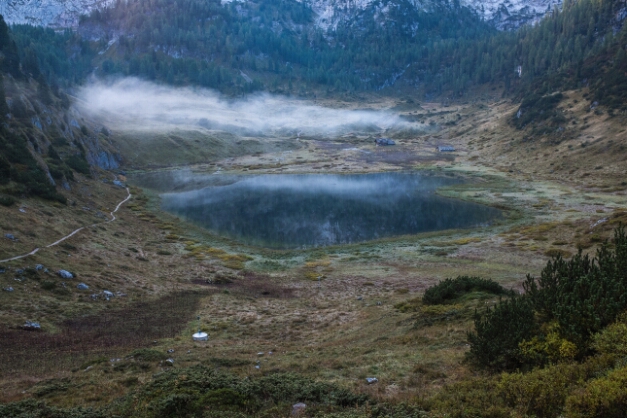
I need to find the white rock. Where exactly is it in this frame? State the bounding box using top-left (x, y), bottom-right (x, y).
top-left (193, 332), bottom-right (208, 341)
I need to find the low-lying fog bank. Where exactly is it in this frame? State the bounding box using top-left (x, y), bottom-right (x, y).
top-left (77, 78), bottom-right (426, 137)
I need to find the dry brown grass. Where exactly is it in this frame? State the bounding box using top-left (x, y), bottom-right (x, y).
top-left (0, 291), bottom-right (206, 378)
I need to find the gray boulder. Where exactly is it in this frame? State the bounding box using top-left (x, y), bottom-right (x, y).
top-left (292, 403), bottom-right (306, 416)
top-left (58, 270), bottom-right (74, 279)
top-left (35, 264), bottom-right (44, 271)
top-left (4, 233), bottom-right (16, 240)
top-left (77, 283), bottom-right (89, 290)
top-left (3, 286), bottom-right (14, 292)
top-left (375, 138), bottom-right (395, 146)
top-left (366, 377), bottom-right (378, 384)
top-left (23, 321), bottom-right (41, 330)
top-left (103, 290), bottom-right (114, 300)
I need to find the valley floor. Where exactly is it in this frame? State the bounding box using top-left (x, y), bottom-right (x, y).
top-left (1, 92), bottom-right (626, 416)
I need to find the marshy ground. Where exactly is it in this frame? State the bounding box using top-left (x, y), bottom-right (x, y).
top-left (1, 92), bottom-right (626, 413)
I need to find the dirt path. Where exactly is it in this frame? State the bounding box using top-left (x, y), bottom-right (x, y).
top-left (0, 187), bottom-right (132, 264)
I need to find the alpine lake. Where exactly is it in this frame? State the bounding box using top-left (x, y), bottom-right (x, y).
top-left (133, 171), bottom-right (502, 249)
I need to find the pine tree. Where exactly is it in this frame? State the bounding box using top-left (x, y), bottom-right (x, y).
top-left (0, 15), bottom-right (21, 77)
top-left (0, 76), bottom-right (9, 119)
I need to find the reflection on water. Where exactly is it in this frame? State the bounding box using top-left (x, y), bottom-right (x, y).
top-left (155, 173), bottom-right (501, 249)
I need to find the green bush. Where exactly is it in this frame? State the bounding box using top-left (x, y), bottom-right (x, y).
top-left (0, 127), bottom-right (66, 202)
top-left (469, 226), bottom-right (627, 369)
top-left (565, 364), bottom-right (627, 418)
top-left (0, 399), bottom-right (110, 418)
top-left (497, 364), bottom-right (584, 418)
top-left (198, 388), bottom-right (253, 410)
top-left (425, 377), bottom-right (509, 418)
top-left (591, 313), bottom-right (627, 357)
top-left (513, 93), bottom-right (564, 130)
top-left (40, 281), bottom-right (56, 291)
top-left (150, 394), bottom-right (197, 418)
top-left (0, 194), bottom-right (16, 206)
top-left (524, 225), bottom-right (627, 349)
top-left (137, 365), bottom-right (367, 416)
top-left (66, 154), bottom-right (90, 175)
top-left (467, 297), bottom-right (536, 370)
top-left (423, 276), bottom-right (513, 305)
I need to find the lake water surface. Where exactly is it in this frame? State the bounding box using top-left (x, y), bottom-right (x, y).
top-left (150, 172), bottom-right (501, 249)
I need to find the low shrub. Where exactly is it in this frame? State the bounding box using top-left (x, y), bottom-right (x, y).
top-left (0, 399), bottom-right (110, 418)
top-left (590, 313), bottom-right (627, 357)
top-left (136, 365), bottom-right (368, 416)
top-left (565, 364), bottom-right (627, 418)
top-left (40, 281), bottom-right (57, 291)
top-left (497, 363), bottom-right (583, 417)
top-left (206, 357), bottom-right (251, 368)
top-left (423, 276), bottom-right (513, 305)
top-left (129, 348), bottom-right (168, 362)
top-left (512, 92), bottom-right (564, 130)
top-left (0, 194), bottom-right (16, 206)
top-left (518, 322), bottom-right (578, 366)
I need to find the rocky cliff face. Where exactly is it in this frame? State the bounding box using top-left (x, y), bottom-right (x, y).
top-left (2, 0), bottom-right (562, 31)
top-left (0, 0), bottom-right (113, 28)
top-left (3, 76), bottom-right (121, 182)
top-left (464, 0), bottom-right (563, 30)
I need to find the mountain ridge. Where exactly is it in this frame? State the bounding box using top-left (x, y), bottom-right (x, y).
top-left (1, 0), bottom-right (562, 31)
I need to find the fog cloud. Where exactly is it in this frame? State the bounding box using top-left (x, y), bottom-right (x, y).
top-left (77, 78), bottom-right (421, 136)
top-left (162, 173), bottom-right (456, 205)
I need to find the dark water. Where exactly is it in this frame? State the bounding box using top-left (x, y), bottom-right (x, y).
top-left (155, 173), bottom-right (501, 249)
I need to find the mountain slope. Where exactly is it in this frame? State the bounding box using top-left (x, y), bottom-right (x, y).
top-left (1, 0), bottom-right (561, 31)
top-left (302, 0), bottom-right (562, 31)
top-left (0, 15), bottom-right (120, 205)
top-left (0, 0), bottom-right (113, 28)
top-left (3, 0), bottom-right (624, 102)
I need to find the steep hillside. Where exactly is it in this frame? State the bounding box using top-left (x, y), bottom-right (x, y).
top-left (10, 0), bottom-right (496, 94)
top-left (0, 15), bottom-right (120, 207)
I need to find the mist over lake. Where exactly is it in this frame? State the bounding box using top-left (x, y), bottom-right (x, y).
top-left (155, 173), bottom-right (501, 248)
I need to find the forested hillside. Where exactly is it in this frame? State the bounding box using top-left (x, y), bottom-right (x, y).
top-left (0, 15), bottom-right (119, 206)
top-left (5, 0), bottom-right (626, 102)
